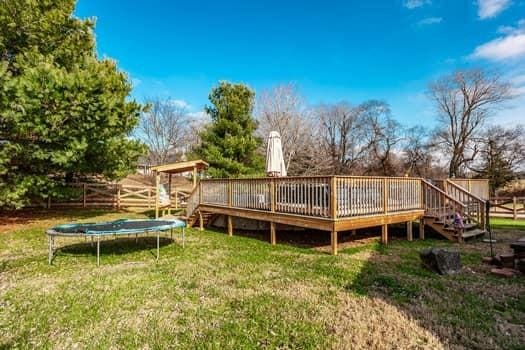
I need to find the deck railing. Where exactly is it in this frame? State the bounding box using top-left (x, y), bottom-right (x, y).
top-left (335, 177), bottom-right (422, 217)
top-left (196, 176), bottom-right (424, 219)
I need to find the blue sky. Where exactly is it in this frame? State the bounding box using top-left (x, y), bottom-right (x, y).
top-left (75, 0), bottom-right (525, 125)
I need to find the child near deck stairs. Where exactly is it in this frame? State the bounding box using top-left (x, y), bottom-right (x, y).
top-left (454, 211), bottom-right (465, 236)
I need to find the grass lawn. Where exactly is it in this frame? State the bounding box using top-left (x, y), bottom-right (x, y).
top-left (1, 210), bottom-right (524, 349)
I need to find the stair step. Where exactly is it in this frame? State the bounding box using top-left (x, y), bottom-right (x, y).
top-left (462, 229), bottom-right (485, 239)
top-left (444, 223), bottom-right (478, 231)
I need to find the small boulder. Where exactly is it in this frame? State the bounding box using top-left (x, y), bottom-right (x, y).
top-left (420, 248), bottom-right (462, 275)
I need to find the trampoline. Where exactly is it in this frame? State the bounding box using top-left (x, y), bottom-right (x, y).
top-left (46, 219), bottom-right (186, 266)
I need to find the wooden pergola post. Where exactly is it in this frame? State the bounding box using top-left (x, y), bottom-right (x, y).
top-left (168, 173), bottom-right (172, 215)
top-left (193, 166), bottom-right (197, 189)
top-left (155, 171), bottom-right (160, 219)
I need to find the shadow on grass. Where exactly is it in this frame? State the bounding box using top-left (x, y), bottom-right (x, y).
top-left (340, 225), bottom-right (524, 349)
top-left (56, 236), bottom-right (179, 259)
top-left (208, 220), bottom-right (440, 253)
top-left (207, 219), bottom-right (523, 348)
top-left (0, 208), bottom-right (121, 230)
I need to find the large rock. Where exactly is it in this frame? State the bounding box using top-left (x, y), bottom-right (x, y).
top-left (420, 248), bottom-right (462, 275)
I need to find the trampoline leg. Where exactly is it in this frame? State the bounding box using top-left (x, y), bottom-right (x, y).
top-left (157, 232), bottom-right (160, 261)
top-left (97, 236), bottom-right (100, 267)
top-left (90, 236), bottom-right (94, 248)
top-left (48, 236), bottom-right (53, 265)
top-left (135, 233), bottom-right (138, 244)
top-left (170, 228), bottom-right (173, 240)
top-left (182, 227), bottom-right (185, 248)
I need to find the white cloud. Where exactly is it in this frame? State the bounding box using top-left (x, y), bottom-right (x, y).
top-left (418, 17), bottom-right (442, 25)
top-left (471, 34), bottom-right (525, 61)
top-left (477, 0), bottom-right (512, 19)
top-left (188, 110), bottom-right (210, 121)
top-left (167, 99), bottom-right (191, 109)
top-left (471, 19), bottom-right (525, 61)
top-left (403, 0), bottom-right (431, 9)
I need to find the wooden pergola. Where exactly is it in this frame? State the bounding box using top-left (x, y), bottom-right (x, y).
top-left (151, 159), bottom-right (209, 218)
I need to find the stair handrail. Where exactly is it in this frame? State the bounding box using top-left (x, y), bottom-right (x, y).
top-left (421, 179), bottom-right (466, 209)
top-left (185, 183), bottom-right (201, 219)
top-left (444, 180), bottom-right (487, 230)
top-left (421, 179), bottom-right (467, 231)
top-left (445, 179), bottom-right (486, 203)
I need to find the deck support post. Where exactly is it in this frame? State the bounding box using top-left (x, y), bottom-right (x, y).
top-left (199, 211), bottom-right (204, 231)
top-left (381, 224), bottom-right (388, 244)
top-left (331, 230), bottom-right (338, 255)
top-left (351, 229), bottom-right (356, 236)
top-left (270, 222), bottom-right (276, 245)
top-left (419, 218), bottom-right (425, 240)
top-left (407, 221), bottom-right (413, 241)
top-left (227, 215), bottom-right (233, 236)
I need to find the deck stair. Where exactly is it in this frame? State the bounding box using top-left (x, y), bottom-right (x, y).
top-left (187, 210), bottom-right (215, 228)
top-left (422, 179), bottom-right (487, 242)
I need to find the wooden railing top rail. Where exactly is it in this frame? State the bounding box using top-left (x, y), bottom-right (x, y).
top-left (421, 179), bottom-right (466, 209)
top-left (201, 175), bottom-right (422, 182)
top-left (491, 196), bottom-right (525, 200)
top-left (445, 180), bottom-right (486, 204)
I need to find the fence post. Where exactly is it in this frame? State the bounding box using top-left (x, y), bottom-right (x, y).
top-left (147, 188), bottom-right (151, 209)
top-left (83, 183), bottom-right (87, 208)
top-left (513, 196), bottom-right (517, 220)
top-left (116, 184), bottom-right (121, 210)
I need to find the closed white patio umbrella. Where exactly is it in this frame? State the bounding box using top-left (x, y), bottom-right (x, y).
top-left (266, 131), bottom-right (287, 177)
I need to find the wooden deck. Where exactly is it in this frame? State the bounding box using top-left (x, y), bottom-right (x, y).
top-left (185, 176), bottom-right (488, 254)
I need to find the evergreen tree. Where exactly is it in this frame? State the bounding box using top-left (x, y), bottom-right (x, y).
top-left (0, 0), bottom-right (146, 208)
top-left (197, 81), bottom-right (263, 178)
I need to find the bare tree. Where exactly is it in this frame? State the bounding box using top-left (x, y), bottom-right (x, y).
top-left (362, 101), bottom-right (403, 176)
top-left (256, 84), bottom-right (314, 174)
top-left (402, 126), bottom-right (444, 178)
top-left (428, 69), bottom-right (513, 177)
top-left (315, 102), bottom-right (374, 174)
top-left (137, 99), bottom-right (190, 165)
top-left (470, 125), bottom-right (525, 195)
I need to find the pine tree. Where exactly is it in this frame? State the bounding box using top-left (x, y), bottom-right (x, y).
top-left (0, 0), bottom-right (146, 208)
top-left (197, 81), bottom-right (263, 178)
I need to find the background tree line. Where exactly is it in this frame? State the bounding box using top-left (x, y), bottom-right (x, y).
top-left (2, 1), bottom-right (523, 208)
top-left (143, 71), bottom-right (524, 196)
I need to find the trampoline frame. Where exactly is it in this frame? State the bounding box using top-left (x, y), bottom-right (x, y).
top-left (46, 219), bottom-right (186, 266)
